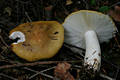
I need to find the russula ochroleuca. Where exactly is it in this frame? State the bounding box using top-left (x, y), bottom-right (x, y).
top-left (9, 21), bottom-right (64, 61)
top-left (63, 10), bottom-right (117, 71)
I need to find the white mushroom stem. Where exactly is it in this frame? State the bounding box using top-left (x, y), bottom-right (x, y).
top-left (84, 30), bottom-right (101, 71)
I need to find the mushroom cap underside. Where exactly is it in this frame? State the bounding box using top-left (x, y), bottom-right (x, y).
top-left (63, 10), bottom-right (116, 49)
top-left (10, 21), bottom-right (64, 61)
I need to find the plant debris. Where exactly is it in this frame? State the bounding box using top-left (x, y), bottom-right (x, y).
top-left (54, 62), bottom-right (74, 80)
top-left (109, 5), bottom-right (120, 22)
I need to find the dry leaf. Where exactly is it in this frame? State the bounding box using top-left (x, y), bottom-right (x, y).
top-left (4, 7), bottom-right (12, 16)
top-left (54, 62), bottom-right (74, 80)
top-left (45, 5), bottom-right (53, 11)
top-left (109, 6), bottom-right (120, 22)
top-left (66, 0), bottom-right (73, 5)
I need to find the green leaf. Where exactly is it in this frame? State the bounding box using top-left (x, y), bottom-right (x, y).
top-left (4, 7), bottom-right (12, 16)
top-left (99, 6), bottom-right (110, 12)
top-left (90, 0), bottom-right (96, 6)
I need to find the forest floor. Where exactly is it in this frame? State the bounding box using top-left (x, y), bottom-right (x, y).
top-left (0, 0), bottom-right (120, 80)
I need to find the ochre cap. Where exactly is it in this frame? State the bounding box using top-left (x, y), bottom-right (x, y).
top-left (9, 21), bottom-right (64, 61)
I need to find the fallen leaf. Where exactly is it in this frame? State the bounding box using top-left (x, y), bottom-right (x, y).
top-left (45, 5), bottom-right (53, 11)
top-left (4, 7), bottom-right (12, 16)
top-left (114, 6), bottom-right (120, 14)
top-left (54, 62), bottom-right (74, 80)
top-left (109, 6), bottom-right (120, 22)
top-left (66, 0), bottom-right (73, 5)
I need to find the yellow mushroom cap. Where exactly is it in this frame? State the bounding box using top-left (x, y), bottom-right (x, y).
top-left (9, 21), bottom-right (64, 61)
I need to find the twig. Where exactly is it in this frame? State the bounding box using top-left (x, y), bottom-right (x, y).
top-left (73, 65), bottom-right (82, 68)
top-left (114, 68), bottom-right (119, 79)
top-left (15, 0), bottom-right (31, 4)
top-left (29, 66), bottom-right (55, 79)
top-left (25, 11), bottom-right (32, 22)
top-left (60, 1), bottom-right (69, 15)
top-left (64, 43), bottom-right (85, 57)
top-left (102, 57), bottom-right (119, 69)
top-left (0, 48), bottom-right (8, 54)
top-left (0, 36), bottom-right (9, 48)
top-left (0, 60), bottom-right (82, 69)
top-left (24, 67), bottom-right (54, 79)
top-left (33, 72), bottom-right (53, 79)
top-left (114, 35), bottom-right (120, 49)
top-left (100, 73), bottom-right (115, 80)
top-left (0, 73), bottom-right (18, 80)
top-left (1, 59), bottom-right (54, 79)
top-left (16, 0), bottom-right (19, 24)
top-left (110, 2), bottom-right (120, 8)
top-left (83, 0), bottom-right (89, 9)
top-left (41, 0), bottom-right (45, 20)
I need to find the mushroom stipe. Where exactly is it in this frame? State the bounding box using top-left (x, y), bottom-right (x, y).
top-left (63, 10), bottom-right (117, 72)
top-left (9, 21), bottom-right (64, 61)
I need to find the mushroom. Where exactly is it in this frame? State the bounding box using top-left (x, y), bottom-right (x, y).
top-left (9, 21), bottom-right (64, 61)
top-left (63, 10), bottom-right (117, 71)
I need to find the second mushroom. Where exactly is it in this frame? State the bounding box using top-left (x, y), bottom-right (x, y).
top-left (63, 10), bottom-right (116, 71)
